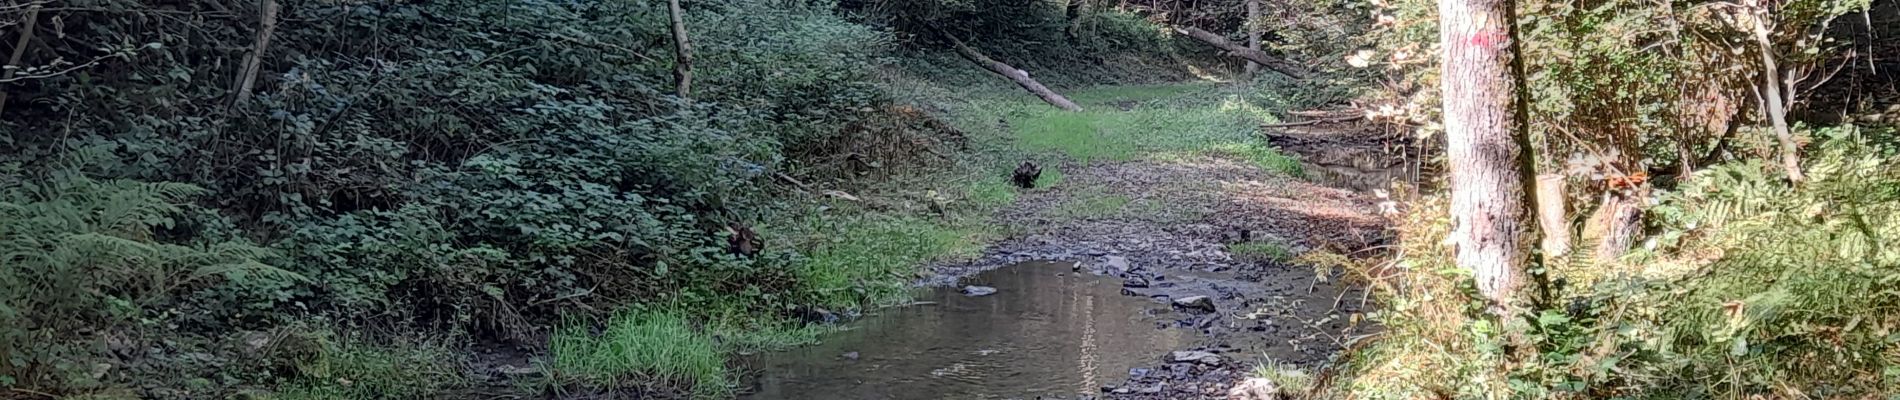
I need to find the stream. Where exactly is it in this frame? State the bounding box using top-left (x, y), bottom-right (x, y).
top-left (740, 261), bottom-right (1193, 399)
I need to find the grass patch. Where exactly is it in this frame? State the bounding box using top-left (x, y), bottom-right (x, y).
top-left (964, 176), bottom-right (1019, 208)
top-left (1035, 165), bottom-right (1065, 188)
top-left (1066, 83), bottom-right (1215, 105)
top-left (549, 310), bottom-right (730, 398)
top-left (1207, 143), bottom-right (1305, 177)
top-left (1003, 84), bottom-right (1279, 165)
top-left (792, 215), bottom-right (992, 309)
top-left (1250, 358), bottom-right (1316, 396)
top-left (268, 335), bottom-right (468, 400)
top-left (1228, 241), bottom-right (1296, 263)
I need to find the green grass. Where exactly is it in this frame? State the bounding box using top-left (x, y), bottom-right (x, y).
top-left (267, 336), bottom-right (468, 400)
top-left (994, 83), bottom-right (1301, 177)
top-left (1035, 165), bottom-right (1065, 188)
top-left (550, 310), bottom-right (731, 399)
top-left (1066, 83), bottom-right (1216, 105)
top-left (1207, 143), bottom-right (1305, 178)
top-left (1228, 241), bottom-right (1297, 263)
top-left (964, 176), bottom-right (1019, 208)
top-left (793, 215), bottom-right (992, 309)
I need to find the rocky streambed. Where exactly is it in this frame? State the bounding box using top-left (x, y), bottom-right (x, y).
top-left (742, 137), bottom-right (1391, 399)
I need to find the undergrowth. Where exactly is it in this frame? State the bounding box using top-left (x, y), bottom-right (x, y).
top-left (1322, 126), bottom-right (1900, 399)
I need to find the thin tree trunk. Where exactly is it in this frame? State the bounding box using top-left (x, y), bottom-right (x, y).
top-left (1245, 0), bottom-right (1262, 76)
top-left (1753, 16), bottom-right (1804, 182)
top-left (0, 4), bottom-right (41, 116)
top-left (1173, 26), bottom-right (1306, 79)
top-left (1439, 0), bottom-right (1533, 314)
top-left (667, 0), bottom-right (694, 99)
top-left (946, 34), bottom-right (1083, 112)
top-left (230, 0), bottom-right (279, 108)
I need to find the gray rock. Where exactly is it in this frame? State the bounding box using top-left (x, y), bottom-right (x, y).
top-left (1166, 350), bottom-right (1224, 365)
top-left (960, 285), bottom-right (997, 296)
top-left (1123, 276), bottom-right (1150, 288)
top-left (1173, 295), bottom-right (1216, 313)
top-left (841, 351), bottom-right (860, 360)
top-left (1101, 255), bottom-right (1131, 275)
top-left (1228, 377), bottom-right (1282, 400)
top-left (1138, 383), bottom-right (1165, 394)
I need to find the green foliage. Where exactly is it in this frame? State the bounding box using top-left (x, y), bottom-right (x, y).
top-left (854, 0), bottom-right (1188, 87)
top-left (0, 170), bottom-right (295, 389)
top-left (1329, 128), bottom-right (1900, 399)
top-left (549, 310), bottom-right (731, 398)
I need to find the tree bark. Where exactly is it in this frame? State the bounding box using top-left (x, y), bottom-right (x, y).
top-left (230, 0), bottom-right (279, 108)
top-left (1582, 191), bottom-right (1643, 265)
top-left (0, 4), bottom-right (41, 116)
top-left (1439, 0), bottom-right (1533, 314)
top-left (1534, 174), bottom-right (1569, 259)
top-left (1753, 15), bottom-right (1804, 182)
top-left (667, 0), bottom-right (694, 99)
top-left (1173, 26), bottom-right (1306, 79)
top-left (1245, 0), bottom-right (1262, 76)
top-left (946, 34), bottom-right (1083, 112)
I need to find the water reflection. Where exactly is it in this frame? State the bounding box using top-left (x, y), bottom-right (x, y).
top-left (740, 261), bottom-right (1191, 399)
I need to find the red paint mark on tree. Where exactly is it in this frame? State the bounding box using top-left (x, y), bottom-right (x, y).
top-left (1465, 27), bottom-right (1506, 49)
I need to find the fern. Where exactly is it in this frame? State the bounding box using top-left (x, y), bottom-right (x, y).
top-left (0, 171), bottom-right (294, 388)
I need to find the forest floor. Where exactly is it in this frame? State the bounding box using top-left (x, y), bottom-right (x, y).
top-left (897, 83), bottom-right (1395, 399)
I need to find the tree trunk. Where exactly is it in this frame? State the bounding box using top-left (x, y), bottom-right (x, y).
top-left (946, 34), bottom-right (1083, 112)
top-left (1173, 26), bottom-right (1306, 79)
top-left (1534, 174), bottom-right (1569, 259)
top-left (230, 0), bottom-right (279, 108)
top-left (1582, 191), bottom-right (1643, 265)
top-left (1439, 0), bottom-right (1533, 314)
top-left (1753, 16), bottom-right (1804, 182)
top-left (0, 4), bottom-right (41, 116)
top-left (667, 0), bottom-right (694, 99)
top-left (1245, 0), bottom-right (1262, 76)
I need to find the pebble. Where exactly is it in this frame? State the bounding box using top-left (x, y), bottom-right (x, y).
top-left (960, 285), bottom-right (997, 296)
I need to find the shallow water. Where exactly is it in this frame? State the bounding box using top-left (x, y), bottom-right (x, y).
top-left (739, 261), bottom-right (1192, 399)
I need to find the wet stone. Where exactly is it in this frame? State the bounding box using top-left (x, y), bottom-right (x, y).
top-left (1122, 276), bottom-right (1150, 288)
top-left (1172, 295), bottom-right (1216, 313)
top-left (1166, 350), bottom-right (1224, 366)
top-left (960, 285), bottom-right (997, 296)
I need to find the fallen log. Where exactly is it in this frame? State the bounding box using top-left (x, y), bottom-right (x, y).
top-left (1260, 115), bottom-right (1364, 128)
top-left (1173, 26), bottom-right (1308, 79)
top-left (945, 33), bottom-right (1083, 112)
